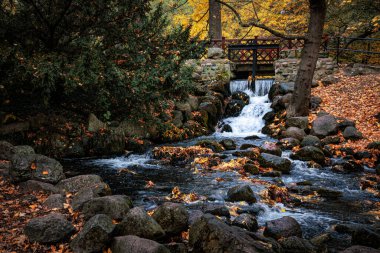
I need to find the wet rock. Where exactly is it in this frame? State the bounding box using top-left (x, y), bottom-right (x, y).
top-left (307, 161), bottom-right (323, 169)
top-left (232, 213), bottom-right (258, 232)
top-left (367, 142), bottom-right (380, 150)
top-left (114, 207), bottom-right (165, 240)
top-left (271, 95), bottom-right (286, 111)
top-left (71, 186), bottom-right (111, 211)
top-left (227, 185), bottom-right (257, 203)
top-left (352, 226), bottom-right (380, 248)
top-left (240, 144), bottom-right (256, 150)
top-left (286, 117), bottom-right (309, 130)
top-left (338, 118), bottom-right (356, 129)
top-left (219, 139), bottom-right (236, 150)
top-left (24, 213), bottom-right (75, 243)
top-left (283, 127), bottom-right (306, 141)
top-left (164, 243), bottom-right (188, 253)
top-left (82, 195), bottom-right (133, 220)
top-left (279, 236), bottom-right (317, 253)
top-left (152, 202), bottom-right (188, 235)
top-left (244, 135), bottom-right (261, 140)
top-left (269, 83), bottom-right (281, 101)
top-left (19, 180), bottom-right (59, 194)
top-left (311, 115), bottom-right (338, 138)
top-left (189, 214), bottom-right (276, 253)
top-left (111, 235), bottom-right (170, 253)
top-left (353, 151), bottom-right (372, 160)
top-left (221, 124), bottom-right (232, 132)
top-left (56, 174), bottom-right (110, 194)
top-left (279, 138), bottom-right (300, 150)
top-left (341, 246), bottom-right (380, 253)
top-left (343, 126), bottom-right (363, 140)
top-left (70, 214), bottom-right (114, 253)
top-left (264, 216), bottom-right (302, 240)
top-left (321, 136), bottom-right (341, 145)
top-left (260, 142), bottom-right (282, 156)
top-left (311, 232), bottom-right (352, 252)
top-left (262, 171), bottom-right (282, 177)
top-left (322, 145), bottom-right (334, 158)
top-left (263, 111), bottom-right (276, 122)
top-left (199, 102), bottom-right (217, 117)
top-left (196, 140), bottom-right (224, 152)
top-left (243, 164), bottom-right (259, 175)
top-left (332, 159), bottom-right (363, 173)
top-left (236, 205), bottom-right (265, 215)
top-left (188, 210), bottom-right (204, 225)
top-left (10, 154), bottom-right (65, 184)
top-left (43, 194), bottom-right (65, 209)
top-left (259, 153), bottom-right (292, 173)
top-left (301, 135), bottom-right (321, 148)
top-left (225, 100), bottom-right (245, 117)
top-left (290, 146), bottom-right (325, 165)
top-left (316, 188), bottom-right (342, 199)
top-left (310, 96), bottom-right (322, 110)
top-left (204, 204), bottom-right (231, 218)
top-left (232, 91), bottom-right (250, 105)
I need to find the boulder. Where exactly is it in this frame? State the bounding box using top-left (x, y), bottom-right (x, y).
top-left (316, 188), bottom-right (342, 199)
top-left (70, 214), bottom-right (115, 253)
top-left (24, 213), bottom-right (75, 243)
top-left (341, 246), bottom-right (380, 253)
top-left (279, 138), bottom-right (300, 149)
top-left (43, 194), bottom-right (65, 209)
top-left (196, 140), bottom-right (224, 152)
top-left (207, 47), bottom-right (224, 59)
top-left (310, 96), bottom-right (322, 110)
top-left (219, 139), bottom-right (237, 150)
top-left (343, 126), bottom-right (363, 140)
top-left (10, 154), bottom-right (65, 184)
top-left (152, 202), bottom-right (189, 235)
top-left (243, 164), bottom-right (259, 175)
top-left (82, 195), bottom-right (133, 220)
top-left (232, 91), bottom-right (250, 105)
top-left (259, 153), bottom-right (292, 173)
top-left (279, 236), bottom-right (317, 253)
top-left (290, 146), bottom-right (325, 165)
top-left (175, 101), bottom-right (192, 113)
top-left (338, 118), bottom-right (356, 129)
top-left (311, 232), bottom-right (352, 252)
top-left (321, 136), bottom-right (341, 145)
top-left (260, 142), bottom-right (282, 156)
top-left (189, 214), bottom-right (276, 253)
top-left (203, 204), bottom-right (231, 218)
top-left (232, 213), bottom-right (258, 232)
top-left (311, 115), bottom-right (338, 137)
top-left (225, 100), bottom-right (245, 117)
top-left (56, 174), bottom-right (110, 194)
top-left (19, 180), bottom-right (59, 194)
top-left (227, 185), bottom-right (257, 203)
top-left (264, 216), bottom-right (302, 239)
top-left (71, 186), bottom-right (111, 211)
top-left (263, 111), bottom-right (276, 122)
top-left (188, 210), bottom-right (204, 225)
top-left (286, 117), bottom-right (309, 130)
top-left (279, 82), bottom-right (295, 94)
top-left (240, 144), bottom-right (256, 150)
top-left (164, 243), bottom-right (188, 253)
top-left (88, 113), bottom-right (106, 132)
top-left (111, 235), bottom-right (170, 253)
top-left (114, 207), bottom-right (165, 240)
top-left (301, 135), bottom-right (321, 148)
top-left (221, 124), bottom-right (233, 133)
top-left (244, 135), bottom-right (261, 140)
top-left (283, 127), bottom-right (306, 141)
top-left (0, 141), bottom-right (14, 160)
top-left (352, 226), bottom-right (380, 248)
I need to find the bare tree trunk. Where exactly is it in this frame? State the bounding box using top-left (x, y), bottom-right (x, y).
top-left (287, 0), bottom-right (327, 117)
top-left (209, 0), bottom-right (222, 40)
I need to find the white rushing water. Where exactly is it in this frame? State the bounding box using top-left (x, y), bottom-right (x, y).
top-left (219, 79), bottom-right (274, 137)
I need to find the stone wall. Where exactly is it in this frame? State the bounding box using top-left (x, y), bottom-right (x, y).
top-left (275, 52), bottom-right (337, 83)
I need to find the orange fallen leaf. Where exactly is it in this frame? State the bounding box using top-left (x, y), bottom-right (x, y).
top-left (42, 171), bottom-right (49, 175)
top-left (30, 162), bottom-right (37, 170)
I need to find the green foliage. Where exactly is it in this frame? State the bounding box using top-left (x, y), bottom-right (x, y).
top-left (0, 0), bottom-right (205, 119)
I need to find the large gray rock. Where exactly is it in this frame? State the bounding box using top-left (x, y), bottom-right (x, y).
top-left (219, 139), bottom-right (237, 150)
top-left (225, 100), bottom-right (245, 117)
top-left (352, 226), bottom-right (380, 248)
top-left (71, 186), bottom-right (111, 211)
top-left (286, 117), bottom-right (308, 130)
top-left (19, 180), bottom-right (59, 194)
top-left (311, 115), bottom-right (338, 137)
top-left (227, 185), bottom-right (257, 203)
top-left (290, 146), bottom-right (325, 165)
top-left (82, 195), bottom-right (132, 220)
top-left (264, 216), bottom-right (302, 240)
top-left (341, 246), bottom-right (380, 253)
top-left (24, 213), bottom-right (75, 243)
top-left (232, 91), bottom-right (250, 105)
top-left (70, 214), bottom-right (115, 253)
top-left (0, 141), bottom-right (35, 160)
top-left (279, 236), bottom-right (317, 253)
top-left (152, 202), bottom-right (189, 235)
top-left (114, 207), bottom-right (165, 240)
top-left (111, 235), bottom-right (170, 253)
top-left (283, 127), bottom-right (306, 141)
top-left (43, 194), bottom-right (65, 209)
top-left (207, 47), bottom-right (224, 59)
top-left (189, 214), bottom-right (276, 253)
top-left (56, 174), bottom-right (110, 194)
top-left (259, 153), bottom-right (292, 173)
top-left (232, 213), bottom-right (258, 232)
top-left (301, 135), bottom-right (321, 148)
top-left (260, 142), bottom-right (282, 156)
top-left (343, 126), bottom-right (363, 140)
top-left (279, 138), bottom-right (300, 149)
top-left (10, 154), bottom-right (65, 183)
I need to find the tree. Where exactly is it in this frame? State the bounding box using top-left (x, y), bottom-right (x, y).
top-left (209, 0), bottom-right (222, 40)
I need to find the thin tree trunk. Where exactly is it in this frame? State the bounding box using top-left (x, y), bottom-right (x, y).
top-left (209, 0), bottom-right (222, 40)
top-left (287, 0), bottom-right (327, 117)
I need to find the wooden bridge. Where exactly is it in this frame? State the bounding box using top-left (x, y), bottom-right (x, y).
top-left (208, 36), bottom-right (305, 78)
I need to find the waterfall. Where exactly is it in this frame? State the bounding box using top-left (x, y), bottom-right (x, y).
top-left (221, 79), bottom-right (274, 136)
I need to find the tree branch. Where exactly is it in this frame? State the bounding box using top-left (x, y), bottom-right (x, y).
top-left (215, 0), bottom-right (305, 40)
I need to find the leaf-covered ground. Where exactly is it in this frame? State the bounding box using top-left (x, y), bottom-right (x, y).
top-left (312, 73), bottom-right (380, 151)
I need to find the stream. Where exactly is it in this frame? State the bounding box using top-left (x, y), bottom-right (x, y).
top-left (62, 79), bottom-right (377, 238)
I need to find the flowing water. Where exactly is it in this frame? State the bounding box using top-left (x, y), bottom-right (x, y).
top-left (63, 79), bottom-right (377, 238)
